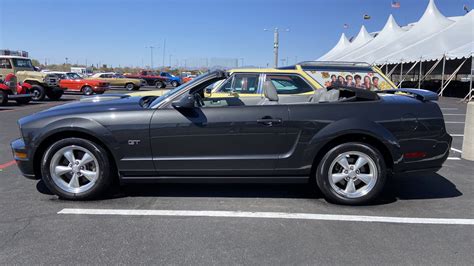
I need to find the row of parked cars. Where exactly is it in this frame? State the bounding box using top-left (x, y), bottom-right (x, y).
top-left (0, 54), bottom-right (192, 105)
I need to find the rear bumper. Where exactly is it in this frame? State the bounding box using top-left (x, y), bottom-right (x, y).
top-left (10, 138), bottom-right (37, 180)
top-left (393, 132), bottom-right (452, 173)
top-left (92, 86), bottom-right (109, 92)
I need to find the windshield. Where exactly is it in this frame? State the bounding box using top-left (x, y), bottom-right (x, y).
top-left (12, 58), bottom-right (34, 69)
top-left (149, 72), bottom-right (212, 107)
top-left (66, 73), bottom-right (82, 79)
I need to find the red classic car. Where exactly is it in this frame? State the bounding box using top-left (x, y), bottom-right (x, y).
top-left (0, 73), bottom-right (33, 105)
top-left (124, 70), bottom-right (167, 88)
top-left (52, 72), bottom-right (109, 95)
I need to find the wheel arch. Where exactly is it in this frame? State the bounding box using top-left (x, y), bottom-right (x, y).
top-left (32, 130), bottom-right (118, 179)
top-left (308, 119), bottom-right (402, 179)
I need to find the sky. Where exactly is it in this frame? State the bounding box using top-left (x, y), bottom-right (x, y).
top-left (0, 0), bottom-right (469, 68)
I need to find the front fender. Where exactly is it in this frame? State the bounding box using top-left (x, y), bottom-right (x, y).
top-left (29, 117), bottom-right (120, 163)
top-left (307, 118), bottom-right (402, 166)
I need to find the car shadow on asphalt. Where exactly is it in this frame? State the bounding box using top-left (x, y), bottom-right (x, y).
top-left (36, 172), bottom-right (462, 206)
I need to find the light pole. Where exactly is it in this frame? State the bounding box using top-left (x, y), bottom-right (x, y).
top-left (169, 54), bottom-right (172, 67)
top-left (145, 46), bottom-right (155, 69)
top-left (264, 27), bottom-right (289, 68)
top-left (162, 39), bottom-right (166, 69)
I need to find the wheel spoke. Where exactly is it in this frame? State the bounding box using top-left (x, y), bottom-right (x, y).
top-left (68, 173), bottom-right (80, 188)
top-left (54, 166), bottom-right (72, 176)
top-left (80, 170), bottom-right (97, 182)
top-left (63, 149), bottom-right (75, 164)
top-left (344, 179), bottom-right (356, 194)
top-left (79, 152), bottom-right (94, 167)
top-left (357, 174), bottom-right (373, 184)
top-left (331, 173), bottom-right (347, 184)
top-left (337, 157), bottom-right (350, 170)
top-left (354, 156), bottom-right (368, 171)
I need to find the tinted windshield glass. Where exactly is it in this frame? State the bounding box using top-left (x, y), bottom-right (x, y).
top-left (149, 72), bottom-right (212, 107)
top-left (66, 73), bottom-right (82, 79)
top-left (12, 58), bottom-right (34, 69)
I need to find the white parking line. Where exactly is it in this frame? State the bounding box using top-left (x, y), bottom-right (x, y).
top-left (450, 134), bottom-right (464, 137)
top-left (57, 209), bottom-right (474, 225)
top-left (451, 147), bottom-right (463, 153)
top-left (441, 108), bottom-right (458, 110)
top-left (443, 114), bottom-right (465, 116)
top-left (445, 121), bottom-right (465, 124)
top-left (447, 157), bottom-right (461, 160)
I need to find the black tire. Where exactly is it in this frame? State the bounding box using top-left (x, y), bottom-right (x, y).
top-left (154, 80), bottom-right (164, 88)
top-left (315, 142), bottom-right (387, 205)
top-left (125, 83), bottom-right (135, 91)
top-left (15, 97), bottom-right (32, 105)
top-left (0, 90), bottom-right (7, 105)
top-left (31, 85), bottom-right (46, 101)
top-left (82, 86), bottom-right (94, 96)
top-left (41, 138), bottom-right (113, 200)
top-left (46, 90), bottom-right (64, 100)
top-left (171, 81), bottom-right (179, 87)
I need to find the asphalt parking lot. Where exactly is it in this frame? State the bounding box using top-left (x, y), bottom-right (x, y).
top-left (0, 89), bottom-right (473, 264)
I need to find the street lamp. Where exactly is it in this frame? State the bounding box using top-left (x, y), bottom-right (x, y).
top-left (145, 46), bottom-right (155, 69)
top-left (264, 27), bottom-right (290, 68)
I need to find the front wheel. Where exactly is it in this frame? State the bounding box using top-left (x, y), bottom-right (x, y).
top-left (316, 142), bottom-right (386, 205)
top-left (125, 83), bottom-right (135, 91)
top-left (82, 86), bottom-right (94, 96)
top-left (31, 85), bottom-right (46, 101)
top-left (41, 138), bottom-right (113, 200)
top-left (171, 81), bottom-right (179, 87)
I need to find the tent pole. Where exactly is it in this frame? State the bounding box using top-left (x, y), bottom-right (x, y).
top-left (385, 62), bottom-right (388, 75)
top-left (440, 54), bottom-right (446, 97)
top-left (418, 57), bottom-right (423, 89)
top-left (399, 60), bottom-right (404, 87)
top-left (439, 57), bottom-right (468, 97)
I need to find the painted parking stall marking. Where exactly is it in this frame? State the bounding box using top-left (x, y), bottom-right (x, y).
top-left (0, 160), bottom-right (16, 170)
top-left (58, 209), bottom-right (474, 225)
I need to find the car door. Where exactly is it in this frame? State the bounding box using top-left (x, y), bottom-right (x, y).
top-left (149, 79), bottom-right (290, 177)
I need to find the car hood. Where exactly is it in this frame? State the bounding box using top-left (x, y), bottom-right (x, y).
top-left (19, 95), bottom-right (144, 125)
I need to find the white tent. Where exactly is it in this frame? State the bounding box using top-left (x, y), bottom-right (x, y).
top-left (323, 25), bottom-right (374, 61)
top-left (377, 11), bottom-right (473, 63)
top-left (318, 33), bottom-right (350, 61)
top-left (336, 15), bottom-right (406, 62)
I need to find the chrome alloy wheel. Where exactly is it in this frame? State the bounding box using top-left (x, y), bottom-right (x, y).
top-left (49, 145), bottom-right (99, 194)
top-left (328, 151), bottom-right (378, 199)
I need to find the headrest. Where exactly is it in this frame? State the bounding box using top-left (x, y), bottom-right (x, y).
top-left (263, 80), bottom-right (279, 101)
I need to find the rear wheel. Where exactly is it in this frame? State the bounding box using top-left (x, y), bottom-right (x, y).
top-left (154, 80), bottom-right (164, 88)
top-left (315, 142), bottom-right (386, 205)
top-left (31, 85), bottom-right (46, 101)
top-left (41, 138), bottom-right (113, 200)
top-left (82, 86), bottom-right (93, 96)
top-left (46, 90), bottom-right (64, 100)
top-left (0, 90), bottom-right (7, 105)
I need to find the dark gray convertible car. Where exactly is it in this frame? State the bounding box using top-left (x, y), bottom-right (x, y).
top-left (11, 69), bottom-right (452, 205)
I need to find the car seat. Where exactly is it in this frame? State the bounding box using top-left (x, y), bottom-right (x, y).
top-left (258, 80), bottom-right (279, 105)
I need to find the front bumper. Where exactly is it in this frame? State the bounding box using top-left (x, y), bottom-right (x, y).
top-left (10, 138), bottom-right (37, 179)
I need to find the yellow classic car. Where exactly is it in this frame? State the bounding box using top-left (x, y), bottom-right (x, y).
top-left (89, 73), bottom-right (143, 91)
top-left (128, 61), bottom-right (396, 98)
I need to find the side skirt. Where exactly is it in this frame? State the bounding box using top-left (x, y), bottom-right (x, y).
top-left (119, 176), bottom-right (310, 184)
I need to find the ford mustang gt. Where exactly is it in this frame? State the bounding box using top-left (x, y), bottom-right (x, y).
top-left (11, 69), bottom-right (452, 205)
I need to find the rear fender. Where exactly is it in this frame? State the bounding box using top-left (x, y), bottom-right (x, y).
top-left (307, 118), bottom-right (402, 166)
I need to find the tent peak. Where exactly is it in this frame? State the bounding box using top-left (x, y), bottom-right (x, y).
top-left (417, 0), bottom-right (453, 26)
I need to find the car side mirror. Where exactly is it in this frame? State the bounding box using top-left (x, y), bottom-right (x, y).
top-left (205, 87), bottom-right (212, 94)
top-left (172, 93), bottom-right (196, 109)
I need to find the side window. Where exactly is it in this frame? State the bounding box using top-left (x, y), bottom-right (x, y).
top-left (266, 75), bottom-right (313, 94)
top-left (0, 59), bottom-right (12, 69)
top-left (217, 74), bottom-right (259, 94)
top-left (100, 74), bottom-right (107, 78)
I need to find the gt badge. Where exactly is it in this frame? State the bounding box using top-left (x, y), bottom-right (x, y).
top-left (128, 140), bottom-right (141, 145)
